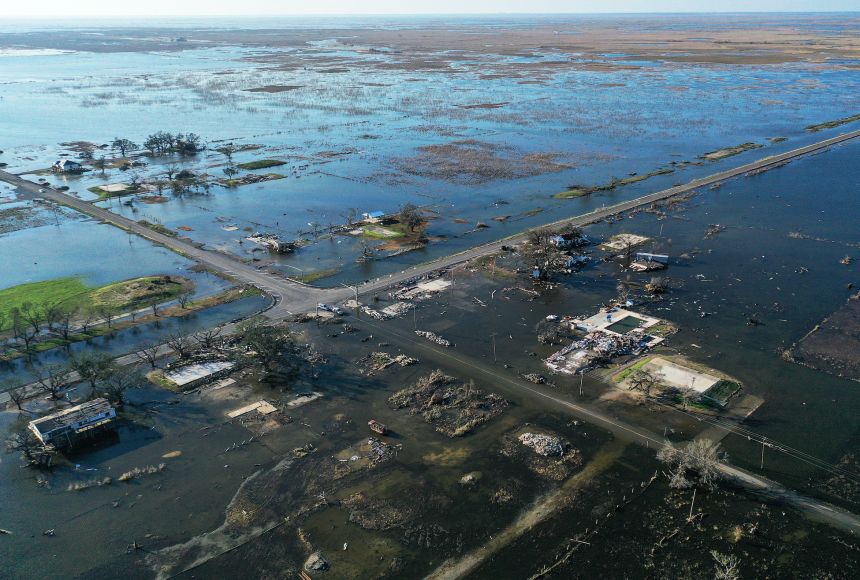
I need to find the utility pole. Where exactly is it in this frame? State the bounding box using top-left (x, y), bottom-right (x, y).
top-left (341, 283), bottom-right (358, 317)
top-left (491, 333), bottom-right (498, 362)
top-left (579, 371), bottom-right (584, 396)
top-left (760, 438), bottom-right (765, 470)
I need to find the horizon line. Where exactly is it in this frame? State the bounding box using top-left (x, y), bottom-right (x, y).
top-left (3, 10), bottom-right (860, 19)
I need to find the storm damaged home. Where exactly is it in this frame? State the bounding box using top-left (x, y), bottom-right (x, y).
top-left (28, 398), bottom-right (117, 450)
top-left (246, 232), bottom-right (295, 253)
top-left (546, 308), bottom-right (670, 374)
top-left (51, 159), bottom-right (84, 173)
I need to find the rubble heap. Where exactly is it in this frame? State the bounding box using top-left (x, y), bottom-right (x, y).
top-left (518, 432), bottom-right (565, 457)
top-left (388, 370), bottom-right (507, 437)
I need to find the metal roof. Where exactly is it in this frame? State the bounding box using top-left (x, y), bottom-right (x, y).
top-left (30, 398), bottom-right (114, 436)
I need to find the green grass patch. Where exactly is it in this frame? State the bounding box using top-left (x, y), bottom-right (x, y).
top-left (805, 113), bottom-right (860, 133)
top-left (300, 268), bottom-right (341, 284)
top-left (613, 356), bottom-right (653, 383)
top-left (701, 142), bottom-right (762, 161)
top-left (237, 159), bottom-right (286, 170)
top-left (87, 184), bottom-right (143, 199)
top-left (138, 219), bottom-right (177, 237)
top-left (362, 225), bottom-right (406, 239)
top-left (0, 275), bottom-right (191, 331)
top-left (0, 277), bottom-right (90, 327)
top-left (702, 380), bottom-right (742, 406)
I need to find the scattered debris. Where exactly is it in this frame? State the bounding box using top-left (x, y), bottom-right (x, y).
top-left (415, 330), bottom-right (452, 347)
top-left (118, 463), bottom-right (166, 482)
top-left (388, 370), bottom-right (508, 437)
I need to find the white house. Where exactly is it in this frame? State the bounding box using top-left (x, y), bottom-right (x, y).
top-left (52, 159), bottom-right (84, 173)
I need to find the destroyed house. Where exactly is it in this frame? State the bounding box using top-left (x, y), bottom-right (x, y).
top-left (550, 233), bottom-right (588, 249)
top-left (29, 398), bottom-right (116, 448)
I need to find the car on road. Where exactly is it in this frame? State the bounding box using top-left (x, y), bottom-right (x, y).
top-left (317, 303), bottom-right (331, 312)
top-left (38, 189), bottom-right (45, 193)
top-left (331, 306), bottom-right (345, 315)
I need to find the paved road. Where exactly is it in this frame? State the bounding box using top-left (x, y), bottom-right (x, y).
top-left (358, 315), bottom-right (860, 535)
top-left (3, 128), bottom-right (858, 320)
top-left (3, 129), bottom-right (860, 533)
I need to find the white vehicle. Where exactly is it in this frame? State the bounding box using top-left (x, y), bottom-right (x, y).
top-left (38, 188), bottom-right (46, 193)
top-left (317, 303), bottom-right (331, 312)
top-left (332, 306), bottom-right (345, 316)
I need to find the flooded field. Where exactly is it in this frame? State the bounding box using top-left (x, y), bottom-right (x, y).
top-left (1, 14), bottom-right (858, 282)
top-left (2, 13), bottom-right (860, 580)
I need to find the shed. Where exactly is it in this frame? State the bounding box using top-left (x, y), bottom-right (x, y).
top-left (29, 398), bottom-right (116, 448)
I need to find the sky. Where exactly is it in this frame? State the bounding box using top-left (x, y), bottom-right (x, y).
top-left (2, 0), bottom-right (857, 18)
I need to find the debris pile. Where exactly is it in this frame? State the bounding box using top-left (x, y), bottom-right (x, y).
top-left (361, 352), bottom-right (419, 373)
top-left (367, 437), bottom-right (395, 466)
top-left (415, 330), bottom-right (452, 347)
top-left (547, 330), bottom-right (656, 374)
top-left (518, 432), bottom-right (565, 457)
top-left (304, 552), bottom-right (330, 573)
top-left (245, 232), bottom-right (294, 253)
top-left (500, 429), bottom-right (583, 480)
top-left (388, 370), bottom-right (508, 437)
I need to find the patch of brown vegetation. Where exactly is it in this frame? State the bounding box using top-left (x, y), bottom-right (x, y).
top-left (244, 85), bottom-right (304, 93)
top-left (393, 139), bottom-right (571, 185)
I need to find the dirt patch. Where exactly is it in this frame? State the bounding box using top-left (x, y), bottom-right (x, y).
top-left (139, 195), bottom-right (169, 204)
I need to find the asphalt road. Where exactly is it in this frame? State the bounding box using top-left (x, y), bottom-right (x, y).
top-left (3, 127), bottom-right (858, 320)
top-left (2, 128), bottom-right (860, 532)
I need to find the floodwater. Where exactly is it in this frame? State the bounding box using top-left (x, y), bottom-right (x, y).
top-left (2, 14), bottom-right (860, 579)
top-left (0, 15), bottom-right (858, 283)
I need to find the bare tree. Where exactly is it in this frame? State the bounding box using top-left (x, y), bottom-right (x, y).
top-left (399, 203), bottom-right (422, 232)
top-left (166, 332), bottom-right (194, 360)
top-left (20, 302), bottom-right (44, 335)
top-left (628, 369), bottom-right (662, 397)
top-left (177, 289), bottom-right (193, 309)
top-left (6, 383), bottom-right (28, 411)
top-left (98, 367), bottom-right (144, 405)
top-left (111, 138), bottom-right (138, 157)
top-left (94, 156), bottom-right (108, 176)
top-left (41, 301), bottom-right (64, 333)
top-left (6, 427), bottom-right (48, 466)
top-left (95, 305), bottom-right (116, 328)
top-left (345, 207), bottom-right (358, 226)
top-left (54, 305), bottom-right (79, 341)
top-left (197, 327), bottom-right (223, 350)
top-left (658, 439), bottom-right (725, 490)
top-left (36, 364), bottom-right (73, 399)
top-left (711, 551), bottom-right (741, 580)
top-left (10, 308), bottom-right (37, 355)
top-left (78, 308), bottom-right (97, 333)
top-left (70, 352), bottom-right (115, 394)
top-left (134, 343), bottom-right (162, 369)
top-left (238, 318), bottom-right (292, 374)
